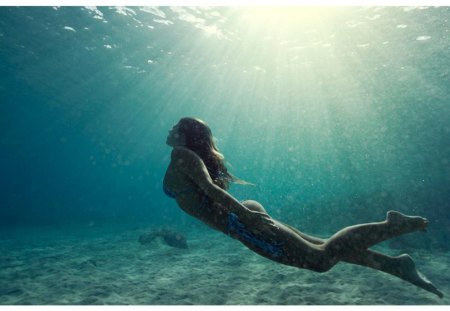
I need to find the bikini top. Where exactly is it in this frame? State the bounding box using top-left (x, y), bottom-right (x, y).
top-left (163, 184), bottom-right (197, 199)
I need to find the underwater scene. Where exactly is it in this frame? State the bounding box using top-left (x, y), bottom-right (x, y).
top-left (0, 6), bottom-right (449, 305)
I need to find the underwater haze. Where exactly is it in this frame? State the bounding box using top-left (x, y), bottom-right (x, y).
top-left (0, 6), bottom-right (449, 305)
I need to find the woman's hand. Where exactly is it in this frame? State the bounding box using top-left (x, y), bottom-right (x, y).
top-left (239, 210), bottom-right (279, 237)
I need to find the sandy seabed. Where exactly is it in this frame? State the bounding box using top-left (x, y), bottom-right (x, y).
top-left (0, 223), bottom-right (448, 305)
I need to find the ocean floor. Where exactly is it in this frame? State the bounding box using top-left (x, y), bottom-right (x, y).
top-left (0, 223), bottom-right (448, 305)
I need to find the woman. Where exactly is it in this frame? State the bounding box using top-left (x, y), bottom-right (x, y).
top-left (163, 117), bottom-right (443, 298)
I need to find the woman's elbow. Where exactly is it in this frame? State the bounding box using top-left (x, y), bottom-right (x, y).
top-left (202, 182), bottom-right (223, 199)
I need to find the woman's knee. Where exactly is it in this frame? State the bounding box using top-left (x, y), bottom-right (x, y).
top-left (303, 257), bottom-right (335, 273)
top-left (241, 200), bottom-right (267, 214)
top-left (311, 260), bottom-right (334, 273)
top-left (299, 249), bottom-right (336, 273)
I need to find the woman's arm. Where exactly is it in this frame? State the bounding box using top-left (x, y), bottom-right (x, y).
top-left (172, 147), bottom-right (277, 230)
top-left (172, 147), bottom-right (250, 217)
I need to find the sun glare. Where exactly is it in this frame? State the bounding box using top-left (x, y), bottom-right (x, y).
top-left (242, 7), bottom-right (341, 28)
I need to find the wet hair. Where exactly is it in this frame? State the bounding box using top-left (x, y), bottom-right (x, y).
top-left (177, 117), bottom-right (251, 190)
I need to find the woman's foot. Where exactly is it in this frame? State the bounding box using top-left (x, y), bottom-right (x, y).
top-left (396, 254), bottom-right (443, 298)
top-left (387, 210), bottom-right (428, 232)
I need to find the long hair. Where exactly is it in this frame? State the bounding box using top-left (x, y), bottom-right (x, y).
top-left (177, 117), bottom-right (251, 190)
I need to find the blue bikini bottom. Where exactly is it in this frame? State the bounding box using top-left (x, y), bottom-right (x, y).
top-left (227, 212), bottom-right (284, 259)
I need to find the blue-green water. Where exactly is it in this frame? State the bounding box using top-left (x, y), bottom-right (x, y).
top-left (0, 6), bottom-right (449, 303)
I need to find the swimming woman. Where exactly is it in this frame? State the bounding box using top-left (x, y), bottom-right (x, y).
top-left (163, 117), bottom-right (443, 298)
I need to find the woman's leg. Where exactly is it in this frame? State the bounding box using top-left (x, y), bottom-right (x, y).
top-left (285, 218), bottom-right (442, 297)
top-left (340, 250), bottom-right (443, 298)
top-left (242, 200), bottom-right (427, 258)
top-left (322, 211), bottom-right (428, 255)
top-left (241, 201), bottom-right (423, 260)
top-left (241, 201), bottom-right (442, 297)
top-left (241, 200), bottom-right (336, 270)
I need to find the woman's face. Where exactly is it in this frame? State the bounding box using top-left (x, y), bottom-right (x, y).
top-left (166, 122), bottom-right (186, 147)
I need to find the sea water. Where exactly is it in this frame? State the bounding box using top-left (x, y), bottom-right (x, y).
top-left (0, 6), bottom-right (449, 305)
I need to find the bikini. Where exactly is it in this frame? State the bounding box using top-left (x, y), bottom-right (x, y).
top-left (163, 184), bottom-right (284, 259)
top-left (163, 184), bottom-right (196, 199)
top-left (227, 213), bottom-right (284, 259)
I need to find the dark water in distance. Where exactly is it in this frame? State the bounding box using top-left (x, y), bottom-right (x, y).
top-left (0, 6), bottom-right (449, 249)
